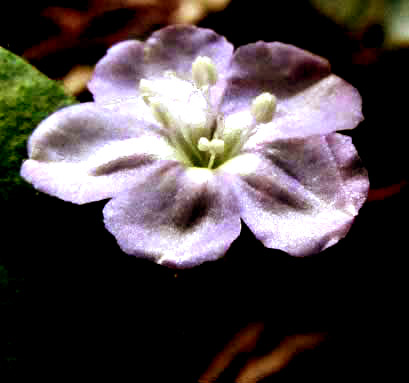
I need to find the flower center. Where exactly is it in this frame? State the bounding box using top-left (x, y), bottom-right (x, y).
top-left (139, 57), bottom-right (277, 169)
top-left (197, 136), bottom-right (225, 169)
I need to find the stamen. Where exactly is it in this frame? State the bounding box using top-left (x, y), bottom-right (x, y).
top-left (210, 139), bottom-right (225, 154)
top-left (251, 92), bottom-right (277, 123)
top-left (226, 92), bottom-right (276, 156)
top-left (198, 137), bottom-right (225, 169)
top-left (198, 137), bottom-right (210, 151)
top-left (150, 98), bottom-right (172, 127)
top-left (192, 56), bottom-right (218, 89)
top-left (212, 115), bottom-right (225, 139)
top-left (207, 152), bottom-right (217, 170)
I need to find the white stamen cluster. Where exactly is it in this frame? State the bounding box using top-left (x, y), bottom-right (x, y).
top-left (138, 56), bottom-right (278, 170)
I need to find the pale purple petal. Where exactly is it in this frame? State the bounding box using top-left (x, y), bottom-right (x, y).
top-left (89, 25), bottom-right (234, 105)
top-left (220, 42), bottom-right (363, 141)
top-left (221, 133), bottom-right (369, 256)
top-left (103, 164), bottom-right (241, 268)
top-left (20, 103), bottom-right (177, 204)
top-left (88, 40), bottom-right (145, 104)
top-left (143, 25), bottom-right (233, 78)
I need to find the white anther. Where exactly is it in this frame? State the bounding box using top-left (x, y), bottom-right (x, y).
top-left (210, 139), bottom-right (225, 154)
top-left (198, 137), bottom-right (211, 151)
top-left (192, 56), bottom-right (218, 88)
top-left (198, 137), bottom-right (225, 154)
top-left (251, 92), bottom-right (277, 123)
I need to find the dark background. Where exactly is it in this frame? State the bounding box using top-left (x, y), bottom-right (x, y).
top-left (1, 0), bottom-right (408, 381)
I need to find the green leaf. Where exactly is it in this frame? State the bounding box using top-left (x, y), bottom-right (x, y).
top-left (0, 47), bottom-right (77, 201)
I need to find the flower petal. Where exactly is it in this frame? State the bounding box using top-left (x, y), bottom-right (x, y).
top-left (89, 25), bottom-right (234, 104)
top-left (88, 40), bottom-right (145, 104)
top-left (221, 133), bottom-right (369, 256)
top-left (144, 25), bottom-right (233, 78)
top-left (220, 42), bottom-right (363, 140)
top-left (20, 103), bottom-right (177, 204)
top-left (103, 164), bottom-right (241, 268)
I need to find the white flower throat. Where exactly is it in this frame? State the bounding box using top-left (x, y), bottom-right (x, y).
top-left (139, 56), bottom-right (277, 169)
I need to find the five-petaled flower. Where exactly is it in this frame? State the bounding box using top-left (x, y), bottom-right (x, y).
top-left (20, 25), bottom-right (369, 268)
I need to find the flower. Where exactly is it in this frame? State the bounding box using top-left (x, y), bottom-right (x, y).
top-left (20, 25), bottom-right (369, 268)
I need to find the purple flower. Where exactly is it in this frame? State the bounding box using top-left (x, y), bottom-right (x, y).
top-left (20, 25), bottom-right (369, 268)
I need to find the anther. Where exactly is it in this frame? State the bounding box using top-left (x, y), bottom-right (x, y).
top-left (192, 56), bottom-right (218, 89)
top-left (210, 139), bottom-right (225, 154)
top-left (198, 136), bottom-right (225, 169)
top-left (198, 137), bottom-right (210, 151)
top-left (251, 92), bottom-right (277, 123)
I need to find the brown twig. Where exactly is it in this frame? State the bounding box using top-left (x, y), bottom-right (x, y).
top-left (199, 322), bottom-right (326, 383)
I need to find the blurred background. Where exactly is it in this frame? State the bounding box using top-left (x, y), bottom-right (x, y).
top-left (1, 0), bottom-right (408, 381)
